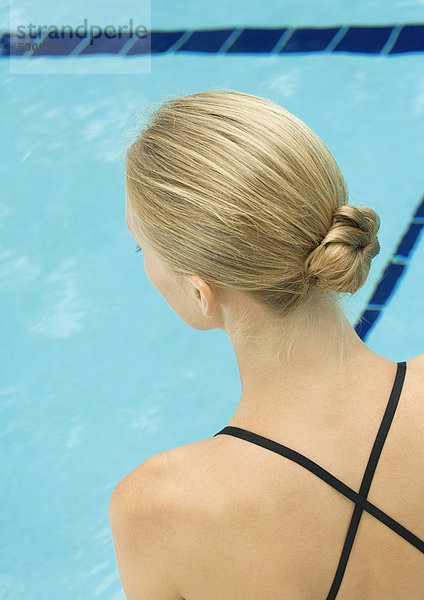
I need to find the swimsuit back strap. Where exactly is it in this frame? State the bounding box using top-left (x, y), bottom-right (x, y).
top-left (213, 361), bottom-right (424, 600)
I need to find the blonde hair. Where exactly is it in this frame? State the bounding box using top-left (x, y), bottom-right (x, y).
top-left (125, 89), bottom-right (380, 365)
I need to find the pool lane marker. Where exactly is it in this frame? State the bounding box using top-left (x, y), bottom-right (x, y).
top-left (355, 195), bottom-right (424, 341)
top-left (1, 24), bottom-right (423, 56)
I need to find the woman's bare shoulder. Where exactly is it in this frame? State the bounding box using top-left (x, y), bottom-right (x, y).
top-left (410, 351), bottom-right (424, 369)
top-left (115, 437), bottom-right (217, 508)
top-left (406, 352), bottom-right (424, 398)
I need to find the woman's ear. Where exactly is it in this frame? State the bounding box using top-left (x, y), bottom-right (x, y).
top-left (187, 276), bottom-right (216, 318)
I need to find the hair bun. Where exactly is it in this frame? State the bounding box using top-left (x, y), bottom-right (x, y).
top-left (303, 204), bottom-right (381, 294)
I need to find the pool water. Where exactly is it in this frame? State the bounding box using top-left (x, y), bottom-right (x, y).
top-left (1, 1), bottom-right (423, 598)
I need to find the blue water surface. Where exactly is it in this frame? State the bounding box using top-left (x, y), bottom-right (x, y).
top-left (1, 1), bottom-right (423, 598)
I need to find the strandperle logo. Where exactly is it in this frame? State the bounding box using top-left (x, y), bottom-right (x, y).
top-left (16, 19), bottom-right (148, 45)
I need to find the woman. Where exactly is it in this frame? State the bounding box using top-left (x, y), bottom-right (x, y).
top-left (109, 89), bottom-right (424, 599)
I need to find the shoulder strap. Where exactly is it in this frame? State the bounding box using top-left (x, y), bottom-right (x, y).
top-left (213, 361), bottom-right (424, 598)
top-left (324, 360), bottom-right (413, 598)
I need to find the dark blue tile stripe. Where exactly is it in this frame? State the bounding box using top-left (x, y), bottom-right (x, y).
top-left (280, 27), bottom-right (339, 53)
top-left (1, 24), bottom-right (423, 56)
top-left (178, 28), bottom-right (239, 53)
top-left (332, 26), bottom-right (393, 54)
top-left (354, 195), bottom-right (424, 341)
top-left (225, 28), bottom-right (288, 53)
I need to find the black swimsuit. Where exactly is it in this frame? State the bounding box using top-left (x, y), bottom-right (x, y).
top-left (213, 361), bottom-right (424, 599)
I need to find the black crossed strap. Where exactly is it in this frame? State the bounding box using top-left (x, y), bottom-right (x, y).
top-left (213, 361), bottom-right (424, 599)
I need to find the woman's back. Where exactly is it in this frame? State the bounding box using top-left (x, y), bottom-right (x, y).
top-left (162, 353), bottom-right (424, 600)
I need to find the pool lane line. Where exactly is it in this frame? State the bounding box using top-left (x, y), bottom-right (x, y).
top-left (1, 24), bottom-right (423, 57)
top-left (354, 194), bottom-right (424, 341)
